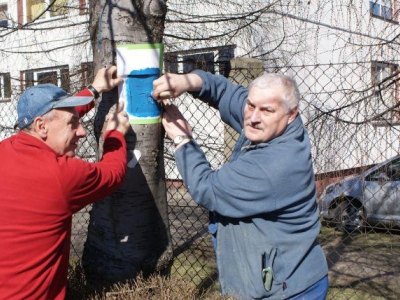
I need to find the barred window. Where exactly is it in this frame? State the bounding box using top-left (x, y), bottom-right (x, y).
top-left (0, 73), bottom-right (11, 101)
top-left (370, 0), bottom-right (395, 21)
top-left (26, 0), bottom-right (68, 22)
top-left (21, 65), bottom-right (70, 92)
top-left (0, 3), bottom-right (7, 27)
top-left (370, 61), bottom-right (399, 123)
top-left (165, 45), bottom-right (235, 77)
top-left (80, 62), bottom-right (94, 89)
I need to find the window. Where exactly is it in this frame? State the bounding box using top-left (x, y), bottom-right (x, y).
top-left (368, 157), bottom-right (400, 181)
top-left (0, 73), bottom-right (11, 101)
top-left (164, 45), bottom-right (235, 77)
top-left (370, 0), bottom-right (395, 21)
top-left (182, 52), bottom-right (215, 74)
top-left (370, 61), bottom-right (399, 122)
top-left (78, 0), bottom-right (87, 15)
top-left (80, 62), bottom-right (94, 89)
top-left (372, 61), bottom-right (396, 84)
top-left (21, 65), bottom-right (70, 92)
top-left (0, 3), bottom-right (7, 27)
top-left (26, 0), bottom-right (68, 22)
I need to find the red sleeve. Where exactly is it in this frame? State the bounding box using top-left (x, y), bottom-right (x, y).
top-left (58, 130), bottom-right (127, 213)
top-left (74, 88), bottom-right (95, 117)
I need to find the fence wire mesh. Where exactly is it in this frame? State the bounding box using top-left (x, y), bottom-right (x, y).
top-left (2, 61), bottom-right (400, 299)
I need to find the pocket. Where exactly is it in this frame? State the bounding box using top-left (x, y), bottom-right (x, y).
top-left (261, 248), bottom-right (277, 292)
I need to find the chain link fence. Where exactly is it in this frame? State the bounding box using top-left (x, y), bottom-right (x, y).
top-left (162, 61), bottom-right (400, 299)
top-left (2, 60), bottom-right (400, 298)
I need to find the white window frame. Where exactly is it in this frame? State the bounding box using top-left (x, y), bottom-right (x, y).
top-left (34, 68), bottom-right (61, 86)
top-left (372, 62), bottom-right (395, 85)
top-left (23, 65), bottom-right (70, 92)
top-left (370, 61), bottom-right (399, 123)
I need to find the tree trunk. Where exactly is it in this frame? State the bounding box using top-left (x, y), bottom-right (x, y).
top-left (82, 0), bottom-right (172, 284)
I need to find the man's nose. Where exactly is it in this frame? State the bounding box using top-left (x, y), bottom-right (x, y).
top-left (77, 123), bottom-right (86, 138)
top-left (250, 109), bottom-right (261, 123)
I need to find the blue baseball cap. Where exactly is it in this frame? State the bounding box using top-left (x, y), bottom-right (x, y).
top-left (17, 84), bottom-right (94, 129)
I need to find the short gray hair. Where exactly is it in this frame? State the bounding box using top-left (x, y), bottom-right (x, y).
top-left (248, 73), bottom-right (300, 112)
top-left (21, 109), bottom-right (58, 132)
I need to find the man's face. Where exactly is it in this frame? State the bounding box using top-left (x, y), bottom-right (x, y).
top-left (243, 86), bottom-right (297, 144)
top-left (45, 107), bottom-right (86, 157)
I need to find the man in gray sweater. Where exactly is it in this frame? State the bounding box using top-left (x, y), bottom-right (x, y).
top-left (153, 70), bottom-right (328, 299)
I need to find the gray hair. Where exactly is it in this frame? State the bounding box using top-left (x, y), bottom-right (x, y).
top-left (248, 73), bottom-right (300, 112)
top-left (22, 109), bottom-right (58, 132)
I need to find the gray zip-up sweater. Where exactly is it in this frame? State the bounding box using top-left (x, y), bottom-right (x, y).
top-left (174, 70), bottom-right (328, 299)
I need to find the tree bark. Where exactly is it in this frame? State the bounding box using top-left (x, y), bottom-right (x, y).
top-left (82, 0), bottom-right (172, 284)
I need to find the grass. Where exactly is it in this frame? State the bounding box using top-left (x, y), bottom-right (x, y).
top-left (326, 288), bottom-right (388, 300)
top-left (67, 265), bottom-right (224, 300)
top-left (67, 270), bottom-right (229, 300)
top-left (320, 225), bottom-right (400, 300)
top-left (67, 224), bottom-right (400, 299)
top-left (67, 235), bottom-right (226, 299)
top-left (170, 237), bottom-right (221, 297)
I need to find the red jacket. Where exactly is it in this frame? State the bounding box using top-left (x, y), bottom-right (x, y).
top-left (0, 89), bottom-right (127, 299)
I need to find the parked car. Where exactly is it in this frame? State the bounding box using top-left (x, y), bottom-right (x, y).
top-left (319, 155), bottom-right (400, 231)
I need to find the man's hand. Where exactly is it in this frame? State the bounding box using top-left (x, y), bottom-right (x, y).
top-left (105, 101), bottom-right (130, 136)
top-left (91, 66), bottom-right (124, 94)
top-left (152, 73), bottom-right (203, 102)
top-left (162, 103), bottom-right (193, 149)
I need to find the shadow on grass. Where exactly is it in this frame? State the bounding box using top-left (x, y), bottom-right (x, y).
top-left (320, 224), bottom-right (400, 300)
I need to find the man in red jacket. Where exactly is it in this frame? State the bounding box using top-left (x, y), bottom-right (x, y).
top-left (0, 66), bottom-right (130, 299)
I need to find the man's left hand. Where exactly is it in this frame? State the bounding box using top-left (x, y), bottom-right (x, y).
top-left (91, 66), bottom-right (124, 93)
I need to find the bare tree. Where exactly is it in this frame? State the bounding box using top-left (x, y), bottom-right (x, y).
top-left (81, 0), bottom-right (173, 284)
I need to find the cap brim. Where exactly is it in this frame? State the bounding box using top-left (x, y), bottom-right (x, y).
top-left (52, 95), bottom-right (94, 109)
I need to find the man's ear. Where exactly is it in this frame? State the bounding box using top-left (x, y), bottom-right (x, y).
top-left (287, 107), bottom-right (298, 125)
top-left (32, 117), bottom-right (48, 139)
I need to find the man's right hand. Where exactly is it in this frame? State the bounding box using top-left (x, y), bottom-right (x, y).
top-left (162, 102), bottom-right (193, 150)
top-left (152, 73), bottom-right (203, 102)
top-left (105, 101), bottom-right (130, 136)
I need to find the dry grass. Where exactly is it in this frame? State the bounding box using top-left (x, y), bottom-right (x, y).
top-left (92, 274), bottom-right (231, 300)
top-left (67, 235), bottom-right (227, 300)
top-left (67, 266), bottom-right (230, 300)
top-left (68, 224), bottom-right (400, 299)
top-left (320, 225), bottom-right (400, 300)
